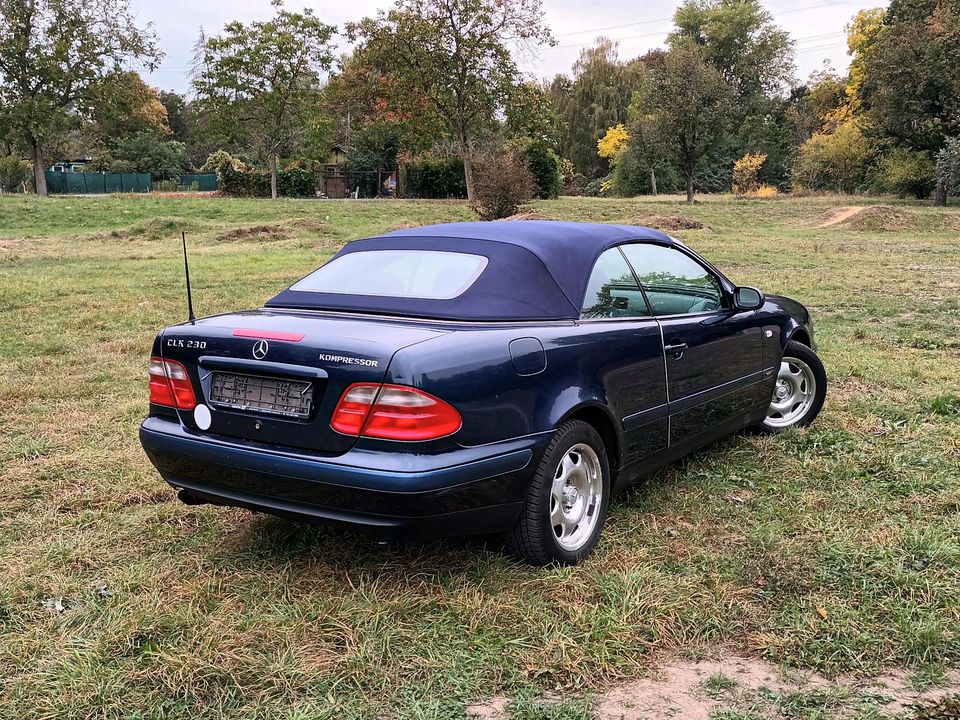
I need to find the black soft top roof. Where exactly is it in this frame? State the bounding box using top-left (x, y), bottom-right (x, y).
top-left (266, 220), bottom-right (678, 321)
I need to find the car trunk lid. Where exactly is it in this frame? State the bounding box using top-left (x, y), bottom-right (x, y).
top-left (159, 309), bottom-right (448, 455)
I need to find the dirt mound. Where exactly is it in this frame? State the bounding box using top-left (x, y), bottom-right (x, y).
top-left (107, 216), bottom-right (207, 241)
top-left (216, 224), bottom-right (291, 242)
top-left (636, 214), bottom-right (705, 231)
top-left (818, 204), bottom-right (911, 231)
top-left (845, 204), bottom-right (911, 230)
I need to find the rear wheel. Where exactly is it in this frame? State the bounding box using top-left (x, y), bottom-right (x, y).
top-left (757, 340), bottom-right (827, 433)
top-left (506, 420), bottom-right (610, 566)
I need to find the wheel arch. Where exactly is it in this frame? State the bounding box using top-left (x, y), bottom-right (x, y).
top-left (788, 327), bottom-right (811, 347)
top-left (558, 402), bottom-right (621, 477)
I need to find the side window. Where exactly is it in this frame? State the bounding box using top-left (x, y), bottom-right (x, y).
top-left (581, 249), bottom-right (650, 319)
top-left (620, 244), bottom-right (724, 316)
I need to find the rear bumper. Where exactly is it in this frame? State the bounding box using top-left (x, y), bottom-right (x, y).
top-left (139, 417), bottom-right (542, 537)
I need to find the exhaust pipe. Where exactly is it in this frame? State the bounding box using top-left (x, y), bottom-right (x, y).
top-left (177, 489), bottom-right (207, 506)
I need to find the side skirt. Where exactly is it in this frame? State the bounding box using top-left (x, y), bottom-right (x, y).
top-left (613, 400), bottom-right (768, 489)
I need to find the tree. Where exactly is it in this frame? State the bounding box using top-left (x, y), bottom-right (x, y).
top-left (323, 47), bottom-right (443, 150)
top-left (597, 124), bottom-right (629, 161)
top-left (348, 0), bottom-right (554, 200)
top-left (802, 68), bottom-right (849, 131)
top-left (504, 81), bottom-right (561, 198)
top-left (345, 119), bottom-right (416, 196)
top-left (853, 0), bottom-right (960, 204)
top-left (110, 132), bottom-right (187, 181)
top-left (549, 39), bottom-right (645, 178)
top-left (87, 71), bottom-right (170, 143)
top-left (158, 91), bottom-right (189, 142)
top-left (505, 81), bottom-right (558, 147)
top-left (0, 0), bottom-right (160, 195)
top-left (622, 70), bottom-right (670, 196)
top-left (845, 8), bottom-right (886, 116)
top-left (667, 0), bottom-right (795, 190)
top-left (669, 0), bottom-right (795, 107)
top-left (632, 46), bottom-right (733, 203)
top-left (193, 1), bottom-right (335, 199)
top-left (936, 137), bottom-right (960, 200)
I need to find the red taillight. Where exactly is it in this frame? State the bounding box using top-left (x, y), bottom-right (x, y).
top-left (148, 356), bottom-right (197, 410)
top-left (331, 383), bottom-right (461, 441)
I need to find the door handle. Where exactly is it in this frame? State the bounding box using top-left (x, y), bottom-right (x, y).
top-left (663, 342), bottom-right (688, 358)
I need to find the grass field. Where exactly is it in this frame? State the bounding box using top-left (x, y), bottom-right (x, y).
top-left (1, 194), bottom-right (958, 719)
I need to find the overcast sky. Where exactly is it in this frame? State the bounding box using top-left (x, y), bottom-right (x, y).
top-left (132, 0), bottom-right (889, 95)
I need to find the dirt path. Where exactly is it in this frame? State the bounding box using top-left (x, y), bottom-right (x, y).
top-left (818, 205), bottom-right (867, 227)
top-left (467, 653), bottom-right (960, 719)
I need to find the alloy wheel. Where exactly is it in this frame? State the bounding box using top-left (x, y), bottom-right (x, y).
top-left (549, 443), bottom-right (603, 551)
top-left (765, 356), bottom-right (818, 428)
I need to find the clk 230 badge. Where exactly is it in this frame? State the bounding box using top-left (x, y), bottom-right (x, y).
top-left (166, 338), bottom-right (207, 349)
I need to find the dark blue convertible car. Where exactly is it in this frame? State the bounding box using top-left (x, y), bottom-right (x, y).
top-left (140, 221), bottom-right (826, 565)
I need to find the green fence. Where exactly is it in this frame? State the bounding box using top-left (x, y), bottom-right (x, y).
top-left (177, 173), bottom-right (219, 191)
top-left (45, 171), bottom-right (152, 194)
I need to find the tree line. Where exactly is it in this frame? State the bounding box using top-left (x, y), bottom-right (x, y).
top-left (1, 0), bottom-right (959, 206)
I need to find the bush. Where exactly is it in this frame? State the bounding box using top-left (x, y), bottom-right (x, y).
top-left (873, 148), bottom-right (936, 199)
top-left (469, 150), bottom-right (535, 221)
top-left (752, 184), bottom-right (780, 198)
top-left (732, 152), bottom-right (767, 195)
top-left (792, 122), bottom-right (871, 193)
top-left (563, 172), bottom-right (588, 195)
top-left (277, 167), bottom-right (318, 197)
top-left (220, 165), bottom-right (317, 198)
top-left (200, 150), bottom-right (247, 180)
top-left (610, 150), bottom-right (650, 196)
top-left (398, 153), bottom-right (467, 198)
top-left (519, 140), bottom-right (561, 199)
top-left (583, 174), bottom-right (613, 197)
top-left (0, 156), bottom-right (30, 193)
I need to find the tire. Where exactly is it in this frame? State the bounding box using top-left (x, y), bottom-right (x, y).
top-left (506, 420), bottom-right (611, 566)
top-left (756, 339), bottom-right (827, 433)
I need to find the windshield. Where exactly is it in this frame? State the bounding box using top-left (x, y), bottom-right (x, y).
top-left (289, 250), bottom-right (489, 300)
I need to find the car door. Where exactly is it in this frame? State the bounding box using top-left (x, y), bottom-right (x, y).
top-left (619, 243), bottom-right (764, 447)
top-left (578, 248), bottom-right (669, 468)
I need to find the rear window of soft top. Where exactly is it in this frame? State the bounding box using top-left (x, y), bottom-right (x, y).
top-left (289, 249), bottom-right (488, 300)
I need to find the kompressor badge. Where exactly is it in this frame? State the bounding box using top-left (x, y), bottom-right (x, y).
top-left (319, 353), bottom-right (379, 367)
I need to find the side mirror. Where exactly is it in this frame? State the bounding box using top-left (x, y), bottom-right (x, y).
top-left (734, 286), bottom-right (764, 311)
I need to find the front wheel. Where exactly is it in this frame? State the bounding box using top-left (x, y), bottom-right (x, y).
top-left (756, 339), bottom-right (827, 433)
top-left (505, 420), bottom-right (610, 566)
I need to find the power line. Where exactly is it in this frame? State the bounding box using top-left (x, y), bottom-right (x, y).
top-left (554, 16), bottom-right (673, 38)
top-left (547, 0), bottom-right (867, 50)
top-left (796, 42), bottom-right (849, 54)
